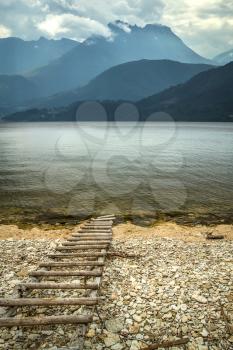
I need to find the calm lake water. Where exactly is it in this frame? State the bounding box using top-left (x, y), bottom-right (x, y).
top-left (0, 122), bottom-right (232, 222)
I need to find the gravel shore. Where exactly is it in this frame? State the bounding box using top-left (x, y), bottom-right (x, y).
top-left (0, 222), bottom-right (232, 349)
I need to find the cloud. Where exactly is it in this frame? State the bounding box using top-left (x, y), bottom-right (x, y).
top-left (37, 13), bottom-right (111, 40)
top-left (161, 0), bottom-right (233, 57)
top-left (0, 0), bottom-right (232, 57)
top-left (0, 25), bottom-right (12, 38)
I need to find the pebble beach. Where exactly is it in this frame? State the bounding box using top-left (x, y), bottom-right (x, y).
top-left (0, 222), bottom-right (232, 350)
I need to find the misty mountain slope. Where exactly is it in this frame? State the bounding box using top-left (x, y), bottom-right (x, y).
top-left (29, 21), bottom-right (210, 97)
top-left (214, 49), bottom-right (233, 65)
top-left (138, 62), bottom-right (233, 121)
top-left (0, 75), bottom-right (38, 107)
top-left (4, 62), bottom-right (233, 122)
top-left (36, 59), bottom-right (213, 108)
top-left (0, 37), bottom-right (78, 75)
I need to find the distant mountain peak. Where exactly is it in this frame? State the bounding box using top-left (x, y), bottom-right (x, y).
top-left (108, 20), bottom-right (172, 35)
top-left (38, 36), bottom-right (47, 41)
top-left (214, 48), bottom-right (233, 65)
top-left (108, 20), bottom-right (132, 34)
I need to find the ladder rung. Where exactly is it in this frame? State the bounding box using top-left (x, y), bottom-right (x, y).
top-left (48, 252), bottom-right (106, 258)
top-left (61, 242), bottom-right (109, 247)
top-left (78, 229), bottom-right (111, 233)
top-left (39, 261), bottom-right (104, 267)
top-left (29, 270), bottom-right (102, 277)
top-left (0, 297), bottom-right (99, 307)
top-left (93, 218), bottom-right (114, 221)
top-left (0, 315), bottom-right (92, 327)
top-left (18, 282), bottom-right (99, 290)
top-left (67, 239), bottom-right (110, 243)
top-left (73, 233), bottom-right (111, 237)
top-left (82, 225), bottom-right (111, 230)
top-left (56, 245), bottom-right (107, 251)
top-left (72, 237), bottom-right (111, 241)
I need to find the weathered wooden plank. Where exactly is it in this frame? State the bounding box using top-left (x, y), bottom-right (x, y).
top-left (29, 270), bottom-right (102, 277)
top-left (62, 242), bottom-right (109, 247)
top-left (83, 226), bottom-right (112, 229)
top-left (73, 233), bottom-right (111, 237)
top-left (78, 232), bottom-right (111, 236)
top-left (39, 261), bottom-right (104, 267)
top-left (67, 239), bottom-right (111, 244)
top-left (18, 282), bottom-right (99, 290)
top-left (80, 228), bottom-right (111, 230)
top-left (56, 245), bottom-right (108, 251)
top-left (0, 297), bottom-right (99, 307)
top-left (48, 252), bottom-right (106, 258)
top-left (0, 315), bottom-right (92, 327)
top-left (78, 232), bottom-right (111, 235)
top-left (92, 219), bottom-right (114, 221)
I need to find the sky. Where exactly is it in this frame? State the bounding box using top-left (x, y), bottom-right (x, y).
top-left (0, 0), bottom-right (232, 58)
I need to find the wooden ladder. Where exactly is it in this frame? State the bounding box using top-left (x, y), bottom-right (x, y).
top-left (0, 214), bottom-right (115, 333)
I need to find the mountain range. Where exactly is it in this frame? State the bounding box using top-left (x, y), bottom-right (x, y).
top-left (0, 37), bottom-right (78, 75)
top-left (0, 20), bottom-right (232, 122)
top-left (30, 60), bottom-right (213, 108)
top-left (27, 21), bottom-right (211, 97)
top-left (4, 62), bottom-right (233, 123)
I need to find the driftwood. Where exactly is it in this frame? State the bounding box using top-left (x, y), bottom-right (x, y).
top-left (143, 337), bottom-right (189, 349)
top-left (206, 234), bottom-right (224, 240)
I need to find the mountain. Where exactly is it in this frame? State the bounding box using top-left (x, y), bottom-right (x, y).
top-left (3, 63), bottom-right (233, 122)
top-left (214, 49), bottom-right (233, 65)
top-left (138, 62), bottom-right (233, 121)
top-left (0, 37), bottom-right (78, 75)
top-left (0, 75), bottom-right (38, 111)
top-left (29, 21), bottom-right (210, 97)
top-left (7, 62), bottom-right (233, 123)
top-left (35, 60), bottom-right (213, 107)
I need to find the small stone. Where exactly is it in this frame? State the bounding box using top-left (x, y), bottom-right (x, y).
top-left (180, 304), bottom-right (188, 311)
top-left (105, 318), bottom-right (124, 333)
top-left (129, 323), bottom-right (140, 334)
top-left (192, 293), bottom-right (207, 304)
top-left (133, 315), bottom-right (142, 323)
top-left (130, 340), bottom-right (140, 350)
top-left (228, 335), bottom-right (233, 343)
top-left (104, 332), bottom-right (120, 347)
top-left (201, 329), bottom-right (208, 337)
top-left (86, 329), bottom-right (95, 338)
top-left (111, 344), bottom-right (124, 350)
